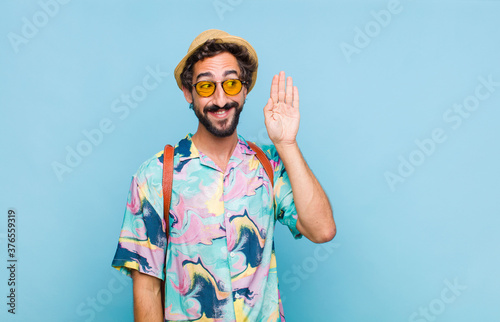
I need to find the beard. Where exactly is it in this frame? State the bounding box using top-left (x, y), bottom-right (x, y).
top-left (193, 101), bottom-right (243, 137)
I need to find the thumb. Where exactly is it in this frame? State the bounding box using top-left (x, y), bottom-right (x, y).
top-left (263, 98), bottom-right (273, 115)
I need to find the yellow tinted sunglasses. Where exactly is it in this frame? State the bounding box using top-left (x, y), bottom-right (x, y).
top-left (192, 79), bottom-right (246, 97)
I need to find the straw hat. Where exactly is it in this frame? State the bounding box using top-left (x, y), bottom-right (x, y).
top-left (174, 29), bottom-right (258, 93)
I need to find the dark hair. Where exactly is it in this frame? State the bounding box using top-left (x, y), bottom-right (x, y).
top-left (180, 39), bottom-right (257, 91)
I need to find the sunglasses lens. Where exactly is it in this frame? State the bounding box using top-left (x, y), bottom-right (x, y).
top-left (194, 79), bottom-right (243, 97)
top-left (223, 79), bottom-right (242, 96)
top-left (196, 81), bottom-right (216, 97)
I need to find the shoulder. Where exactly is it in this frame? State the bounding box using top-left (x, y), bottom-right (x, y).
top-left (240, 135), bottom-right (282, 172)
top-left (257, 143), bottom-right (280, 163)
top-left (135, 134), bottom-right (191, 176)
top-left (258, 144), bottom-right (284, 174)
top-left (134, 149), bottom-right (164, 184)
top-left (238, 135), bottom-right (276, 158)
top-left (134, 135), bottom-right (192, 183)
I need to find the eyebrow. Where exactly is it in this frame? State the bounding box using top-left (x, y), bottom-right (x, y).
top-left (195, 70), bottom-right (239, 81)
top-left (224, 70), bottom-right (239, 77)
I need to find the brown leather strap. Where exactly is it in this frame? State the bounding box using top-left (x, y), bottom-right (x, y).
top-left (161, 144), bottom-right (174, 314)
top-left (247, 141), bottom-right (274, 187)
top-left (162, 145), bottom-right (174, 235)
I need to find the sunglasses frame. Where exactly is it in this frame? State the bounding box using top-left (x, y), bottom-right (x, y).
top-left (192, 79), bottom-right (247, 97)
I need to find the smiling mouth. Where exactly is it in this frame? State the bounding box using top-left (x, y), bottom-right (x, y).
top-left (208, 107), bottom-right (233, 118)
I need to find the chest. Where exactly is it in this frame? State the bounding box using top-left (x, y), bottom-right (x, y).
top-left (169, 159), bottom-right (274, 244)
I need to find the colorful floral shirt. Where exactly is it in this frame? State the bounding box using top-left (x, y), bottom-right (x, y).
top-left (112, 134), bottom-right (301, 321)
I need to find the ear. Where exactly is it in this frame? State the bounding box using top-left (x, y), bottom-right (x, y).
top-left (182, 85), bottom-right (193, 104)
top-left (242, 86), bottom-right (248, 98)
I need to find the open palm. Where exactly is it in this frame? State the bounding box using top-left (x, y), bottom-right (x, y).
top-left (264, 71), bottom-right (300, 145)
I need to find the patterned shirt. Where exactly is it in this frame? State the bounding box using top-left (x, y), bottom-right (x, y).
top-left (112, 134), bottom-right (301, 321)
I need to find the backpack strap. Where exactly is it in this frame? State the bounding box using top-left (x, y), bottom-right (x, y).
top-left (247, 141), bottom-right (274, 187)
top-left (161, 144), bottom-right (174, 314)
top-left (162, 144), bottom-right (174, 235)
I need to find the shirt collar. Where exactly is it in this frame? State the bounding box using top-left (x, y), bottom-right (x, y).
top-left (237, 134), bottom-right (257, 156)
top-left (176, 134), bottom-right (199, 161)
top-left (176, 133), bottom-right (256, 163)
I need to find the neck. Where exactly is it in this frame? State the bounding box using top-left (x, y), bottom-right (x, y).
top-left (192, 125), bottom-right (238, 171)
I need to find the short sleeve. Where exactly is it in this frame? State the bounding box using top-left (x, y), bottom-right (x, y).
top-left (111, 169), bottom-right (167, 279)
top-left (262, 144), bottom-right (302, 240)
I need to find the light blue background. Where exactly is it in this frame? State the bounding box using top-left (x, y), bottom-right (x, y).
top-left (1, 0), bottom-right (499, 321)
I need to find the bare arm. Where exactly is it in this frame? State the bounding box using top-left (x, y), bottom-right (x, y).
top-left (264, 71), bottom-right (336, 243)
top-left (275, 142), bottom-right (336, 243)
top-left (131, 270), bottom-right (163, 322)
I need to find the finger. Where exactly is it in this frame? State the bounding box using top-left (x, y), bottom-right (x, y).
top-left (293, 86), bottom-right (299, 110)
top-left (270, 74), bottom-right (279, 103)
top-left (278, 71), bottom-right (286, 102)
top-left (263, 97), bottom-right (274, 114)
top-left (285, 76), bottom-right (293, 106)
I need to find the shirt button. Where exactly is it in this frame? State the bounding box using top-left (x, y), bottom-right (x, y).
top-left (230, 252), bottom-right (235, 258)
top-left (235, 293), bottom-right (240, 299)
top-left (226, 212), bottom-right (231, 218)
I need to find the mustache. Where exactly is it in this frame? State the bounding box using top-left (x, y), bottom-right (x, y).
top-left (204, 102), bottom-right (239, 113)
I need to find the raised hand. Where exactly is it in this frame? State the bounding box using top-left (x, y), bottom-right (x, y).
top-left (263, 71), bottom-right (300, 146)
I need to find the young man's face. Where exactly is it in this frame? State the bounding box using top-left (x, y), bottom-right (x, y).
top-left (183, 52), bottom-right (247, 138)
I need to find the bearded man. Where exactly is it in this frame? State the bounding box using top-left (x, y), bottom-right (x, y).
top-left (112, 29), bottom-right (336, 322)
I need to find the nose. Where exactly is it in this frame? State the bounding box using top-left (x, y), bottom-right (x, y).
top-left (212, 82), bottom-right (229, 107)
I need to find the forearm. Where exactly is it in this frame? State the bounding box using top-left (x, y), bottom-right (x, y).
top-left (275, 142), bottom-right (336, 243)
top-left (131, 270), bottom-right (163, 322)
